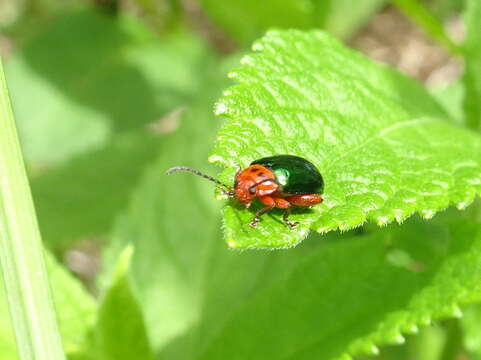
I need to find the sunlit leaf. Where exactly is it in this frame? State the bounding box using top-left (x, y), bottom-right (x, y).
top-left (211, 30), bottom-right (481, 248)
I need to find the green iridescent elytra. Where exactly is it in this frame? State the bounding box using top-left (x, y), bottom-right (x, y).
top-left (251, 155), bottom-right (324, 195)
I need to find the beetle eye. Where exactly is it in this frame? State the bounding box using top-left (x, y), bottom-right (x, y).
top-left (248, 186), bottom-right (256, 195)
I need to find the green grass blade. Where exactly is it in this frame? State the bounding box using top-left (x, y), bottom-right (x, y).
top-left (393, 0), bottom-right (461, 55)
top-left (463, 0), bottom-right (481, 131)
top-left (0, 58), bottom-right (66, 360)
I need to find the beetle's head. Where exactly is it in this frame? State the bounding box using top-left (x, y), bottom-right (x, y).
top-left (234, 165), bottom-right (278, 207)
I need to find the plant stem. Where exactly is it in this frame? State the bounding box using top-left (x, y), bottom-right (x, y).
top-left (0, 58), bottom-right (66, 359)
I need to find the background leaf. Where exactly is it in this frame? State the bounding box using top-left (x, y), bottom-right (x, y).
top-left (211, 30), bottom-right (481, 249)
top-left (11, 17), bottom-right (216, 250)
top-left (197, 218), bottom-right (481, 360)
top-left (463, 0), bottom-right (481, 131)
top-left (30, 131), bottom-right (162, 251)
top-left (5, 9), bottom-right (211, 166)
top-left (199, 0), bottom-right (386, 45)
top-left (81, 246), bottom-right (153, 360)
top-left (100, 54), bottom-right (231, 354)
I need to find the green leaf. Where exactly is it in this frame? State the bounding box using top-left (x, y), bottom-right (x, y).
top-left (101, 57), bottom-right (231, 353)
top-left (16, 21), bottom-right (216, 250)
top-left (5, 8), bottom-right (212, 166)
top-left (211, 30), bottom-right (481, 249)
top-left (199, 0), bottom-right (385, 45)
top-left (200, 0), bottom-right (316, 45)
top-left (30, 131), bottom-right (162, 250)
top-left (463, 0), bottom-right (481, 131)
top-left (80, 246), bottom-right (153, 360)
top-left (106, 164), bottom-right (481, 360)
top-left (43, 252), bottom-right (96, 356)
top-left (197, 219), bottom-right (481, 360)
top-left (100, 53), bottom-right (481, 359)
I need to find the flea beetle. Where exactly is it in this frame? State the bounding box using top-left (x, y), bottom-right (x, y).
top-left (166, 155), bottom-right (324, 228)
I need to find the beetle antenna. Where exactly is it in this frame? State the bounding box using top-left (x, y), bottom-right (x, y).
top-left (165, 166), bottom-right (232, 191)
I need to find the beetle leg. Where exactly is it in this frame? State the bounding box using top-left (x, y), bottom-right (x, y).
top-left (282, 208), bottom-right (298, 229)
top-left (250, 196), bottom-right (275, 227)
top-left (250, 205), bottom-right (274, 227)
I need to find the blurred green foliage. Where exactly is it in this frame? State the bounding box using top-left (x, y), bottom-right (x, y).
top-left (200, 0), bottom-right (386, 45)
top-left (0, 1), bottom-right (480, 360)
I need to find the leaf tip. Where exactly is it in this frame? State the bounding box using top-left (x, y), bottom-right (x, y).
top-left (406, 324), bottom-right (419, 334)
top-left (447, 304), bottom-right (463, 318)
top-left (370, 345), bottom-right (380, 355)
top-left (214, 102), bottom-right (229, 116)
top-left (208, 154), bottom-right (224, 164)
top-left (240, 55), bottom-right (255, 66)
top-left (457, 201), bottom-right (470, 210)
top-left (227, 240), bottom-right (237, 248)
top-left (252, 42), bottom-right (264, 51)
top-left (419, 315), bottom-right (432, 326)
top-left (421, 209), bottom-right (435, 219)
top-left (393, 210), bottom-right (407, 223)
top-left (376, 215), bottom-right (391, 226)
top-left (349, 340), bottom-right (379, 356)
top-left (393, 334), bottom-right (406, 344)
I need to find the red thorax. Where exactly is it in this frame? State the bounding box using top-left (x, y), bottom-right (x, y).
top-left (234, 165), bottom-right (279, 206)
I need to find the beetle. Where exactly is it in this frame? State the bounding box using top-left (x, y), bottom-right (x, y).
top-left (166, 155), bottom-right (324, 228)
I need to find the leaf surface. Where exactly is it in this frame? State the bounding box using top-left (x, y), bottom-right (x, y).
top-left (211, 30), bottom-right (481, 248)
